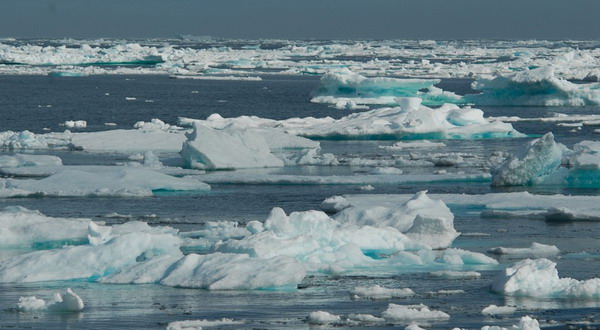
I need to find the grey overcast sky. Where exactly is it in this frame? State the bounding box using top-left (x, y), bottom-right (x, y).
top-left (1, 0), bottom-right (599, 40)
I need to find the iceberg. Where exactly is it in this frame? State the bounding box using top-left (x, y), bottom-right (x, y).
top-left (0, 166), bottom-right (210, 197)
top-left (492, 132), bottom-right (600, 188)
top-left (466, 67), bottom-right (600, 106)
top-left (333, 191), bottom-right (459, 249)
top-left (181, 124), bottom-right (284, 170)
top-left (311, 68), bottom-right (461, 107)
top-left (491, 258), bottom-right (600, 298)
top-left (17, 288), bottom-right (84, 313)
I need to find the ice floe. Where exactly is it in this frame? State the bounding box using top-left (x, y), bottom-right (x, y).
top-left (166, 318), bottom-right (243, 330)
top-left (481, 316), bottom-right (540, 330)
top-left (0, 166), bottom-right (210, 197)
top-left (481, 304), bottom-right (517, 316)
top-left (492, 132), bottom-right (600, 188)
top-left (466, 67), bottom-right (600, 106)
top-left (0, 153), bottom-right (62, 168)
top-left (351, 285), bottom-right (415, 299)
top-left (488, 242), bottom-right (560, 257)
top-left (336, 191), bottom-right (600, 222)
top-left (492, 258), bottom-right (600, 298)
top-left (17, 288), bottom-right (84, 313)
top-left (381, 303), bottom-right (450, 322)
top-left (310, 68), bottom-right (461, 107)
top-left (180, 97), bottom-right (523, 140)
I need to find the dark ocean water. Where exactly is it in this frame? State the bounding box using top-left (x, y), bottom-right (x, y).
top-left (0, 75), bottom-right (599, 329)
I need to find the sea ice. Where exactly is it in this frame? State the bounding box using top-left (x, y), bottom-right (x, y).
top-left (492, 132), bottom-right (600, 188)
top-left (0, 153), bottom-right (62, 168)
top-left (308, 311), bottom-right (342, 324)
top-left (351, 285), bottom-right (415, 299)
top-left (481, 305), bottom-right (517, 316)
top-left (17, 288), bottom-right (84, 313)
top-left (467, 67), bottom-right (600, 106)
top-left (429, 271), bottom-right (482, 279)
top-left (492, 258), bottom-right (600, 298)
top-left (166, 318), bottom-right (243, 330)
top-left (310, 68), bottom-right (461, 106)
top-left (180, 124), bottom-right (284, 170)
top-left (0, 166), bottom-right (210, 197)
top-left (488, 242), bottom-right (560, 257)
top-left (481, 316), bottom-right (540, 330)
top-left (381, 303), bottom-right (450, 322)
top-left (333, 191), bottom-right (459, 249)
top-left (63, 120), bottom-right (87, 128)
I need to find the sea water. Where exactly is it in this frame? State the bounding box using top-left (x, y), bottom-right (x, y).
top-left (0, 73), bottom-right (599, 329)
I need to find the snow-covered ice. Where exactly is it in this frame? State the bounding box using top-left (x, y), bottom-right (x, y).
top-left (492, 258), bottom-right (600, 298)
top-left (17, 288), bottom-right (84, 313)
top-left (488, 242), bottom-right (560, 257)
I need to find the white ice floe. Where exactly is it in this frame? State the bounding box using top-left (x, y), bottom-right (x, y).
top-left (492, 132), bottom-right (600, 188)
top-left (181, 97), bottom-right (522, 140)
top-left (381, 303), bottom-right (450, 322)
top-left (166, 318), bottom-right (243, 330)
top-left (308, 311), bottom-right (342, 324)
top-left (63, 120), bottom-right (87, 128)
top-left (492, 258), bottom-right (600, 298)
top-left (310, 68), bottom-right (461, 106)
top-left (467, 67), bottom-right (600, 106)
top-left (351, 285), bottom-right (415, 299)
top-left (333, 191), bottom-right (460, 249)
top-left (380, 140), bottom-right (446, 150)
top-left (488, 242), bottom-right (560, 257)
top-left (320, 195), bottom-right (351, 213)
top-left (17, 288), bottom-right (84, 313)
top-left (0, 166), bottom-right (210, 197)
top-left (481, 316), bottom-right (540, 330)
top-left (0, 206), bottom-right (89, 248)
top-left (339, 191), bottom-right (600, 222)
top-left (181, 124), bottom-right (284, 170)
top-left (481, 304), bottom-right (517, 316)
top-left (0, 153), bottom-right (62, 168)
top-left (429, 271), bottom-right (482, 279)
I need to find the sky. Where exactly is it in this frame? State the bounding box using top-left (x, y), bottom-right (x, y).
top-left (1, 0), bottom-right (599, 40)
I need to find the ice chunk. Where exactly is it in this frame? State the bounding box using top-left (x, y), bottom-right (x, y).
top-left (492, 133), bottom-right (600, 188)
top-left (0, 231), bottom-right (183, 282)
top-left (334, 191), bottom-right (459, 249)
top-left (308, 311), bottom-right (342, 324)
top-left (381, 303), bottom-right (450, 322)
top-left (0, 154), bottom-right (62, 168)
top-left (181, 124), bottom-right (284, 170)
top-left (491, 133), bottom-right (565, 186)
top-left (0, 206), bottom-right (89, 248)
top-left (17, 288), bottom-right (84, 313)
top-left (0, 130), bottom-right (49, 149)
top-left (351, 285), bottom-right (415, 299)
top-left (0, 166), bottom-right (210, 197)
top-left (320, 195), bottom-right (351, 213)
top-left (430, 271), bottom-right (482, 279)
top-left (481, 304), bottom-right (517, 315)
top-left (166, 318), bottom-right (242, 330)
top-left (492, 258), bottom-right (600, 298)
top-left (467, 67), bottom-right (600, 106)
top-left (488, 242), bottom-right (560, 257)
top-left (481, 316), bottom-right (540, 330)
top-left (63, 120), bottom-right (87, 128)
top-left (311, 68), bottom-right (461, 106)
